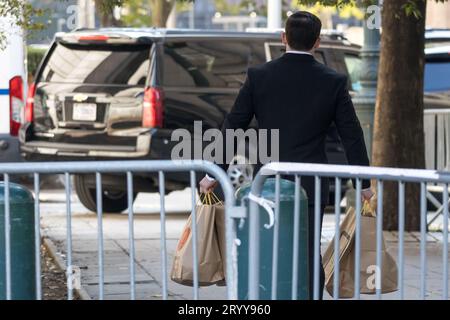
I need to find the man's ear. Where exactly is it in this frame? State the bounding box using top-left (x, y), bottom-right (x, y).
top-left (281, 32), bottom-right (287, 45)
top-left (313, 37), bottom-right (321, 49)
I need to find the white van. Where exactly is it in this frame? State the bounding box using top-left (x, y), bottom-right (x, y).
top-left (0, 16), bottom-right (26, 162)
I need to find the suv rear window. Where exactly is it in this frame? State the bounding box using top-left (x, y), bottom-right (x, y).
top-left (344, 53), bottom-right (362, 91)
top-left (162, 40), bottom-right (251, 88)
top-left (40, 43), bottom-right (150, 85)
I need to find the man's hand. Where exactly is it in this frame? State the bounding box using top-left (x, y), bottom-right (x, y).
top-left (362, 188), bottom-right (375, 202)
top-left (199, 176), bottom-right (218, 194)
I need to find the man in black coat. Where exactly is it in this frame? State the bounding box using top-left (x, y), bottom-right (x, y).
top-left (200, 11), bottom-right (374, 299)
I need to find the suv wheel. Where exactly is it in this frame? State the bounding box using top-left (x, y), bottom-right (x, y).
top-left (74, 175), bottom-right (136, 213)
top-left (227, 155), bottom-right (254, 190)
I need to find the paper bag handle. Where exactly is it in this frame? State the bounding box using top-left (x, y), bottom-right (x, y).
top-left (199, 192), bottom-right (223, 205)
top-left (362, 200), bottom-right (376, 217)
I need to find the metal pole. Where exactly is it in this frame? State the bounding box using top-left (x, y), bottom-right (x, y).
top-left (127, 172), bottom-right (136, 300)
top-left (96, 173), bottom-right (104, 300)
top-left (271, 175), bottom-right (281, 300)
top-left (420, 182), bottom-right (427, 299)
top-left (353, 3), bottom-right (381, 159)
top-left (189, 1), bottom-right (195, 29)
top-left (159, 171), bottom-right (168, 300)
top-left (4, 174), bottom-right (11, 300)
top-left (313, 176), bottom-right (321, 300)
top-left (248, 173), bottom-right (268, 300)
top-left (354, 179), bottom-right (362, 300)
top-left (34, 173), bottom-right (42, 300)
top-left (398, 181), bottom-right (405, 300)
top-left (190, 171), bottom-right (199, 299)
top-left (333, 177), bottom-right (341, 299)
top-left (442, 184), bottom-right (448, 300)
top-left (267, 0), bottom-right (282, 29)
top-left (291, 176), bottom-right (301, 300)
top-left (375, 180), bottom-right (383, 299)
top-left (77, 0), bottom-right (95, 29)
top-left (65, 173), bottom-right (73, 300)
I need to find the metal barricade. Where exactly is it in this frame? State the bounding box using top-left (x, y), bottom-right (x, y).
top-left (0, 160), bottom-right (238, 300)
top-left (247, 162), bottom-right (450, 300)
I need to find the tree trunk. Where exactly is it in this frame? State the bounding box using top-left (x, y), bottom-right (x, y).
top-left (150, 0), bottom-right (175, 27)
top-left (94, 0), bottom-right (122, 27)
top-left (372, 0), bottom-right (427, 231)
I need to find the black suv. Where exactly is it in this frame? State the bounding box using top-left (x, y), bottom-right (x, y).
top-left (19, 28), bottom-right (367, 212)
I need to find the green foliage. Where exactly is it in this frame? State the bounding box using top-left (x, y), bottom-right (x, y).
top-left (296, 0), bottom-right (447, 20)
top-left (96, 0), bottom-right (128, 13)
top-left (0, 0), bottom-right (46, 49)
top-left (0, 0), bottom-right (46, 30)
top-left (120, 0), bottom-right (152, 27)
top-left (293, 1), bottom-right (366, 20)
top-left (215, 0), bottom-right (247, 15)
top-left (27, 45), bottom-right (46, 79)
top-left (113, 0), bottom-right (193, 27)
top-left (1, 0), bottom-right (449, 50)
top-left (297, 0), bottom-right (368, 8)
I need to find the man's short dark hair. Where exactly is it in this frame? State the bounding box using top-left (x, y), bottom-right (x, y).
top-left (285, 11), bottom-right (322, 51)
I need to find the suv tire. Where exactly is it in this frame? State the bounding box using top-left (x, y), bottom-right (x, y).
top-left (74, 175), bottom-right (136, 213)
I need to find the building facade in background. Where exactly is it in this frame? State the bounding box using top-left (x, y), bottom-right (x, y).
top-left (28, 0), bottom-right (78, 44)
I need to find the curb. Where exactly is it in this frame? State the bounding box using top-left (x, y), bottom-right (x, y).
top-left (42, 237), bottom-right (92, 300)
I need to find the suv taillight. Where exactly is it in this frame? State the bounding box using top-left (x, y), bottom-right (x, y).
top-left (25, 82), bottom-right (36, 123)
top-left (9, 76), bottom-right (23, 136)
top-left (142, 87), bottom-right (164, 128)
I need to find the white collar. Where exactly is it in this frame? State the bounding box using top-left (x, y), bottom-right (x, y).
top-left (285, 50), bottom-right (313, 56)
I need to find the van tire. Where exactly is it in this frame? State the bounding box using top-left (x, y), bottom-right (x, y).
top-left (74, 175), bottom-right (136, 213)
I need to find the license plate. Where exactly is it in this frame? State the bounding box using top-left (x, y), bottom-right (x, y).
top-left (73, 103), bottom-right (97, 121)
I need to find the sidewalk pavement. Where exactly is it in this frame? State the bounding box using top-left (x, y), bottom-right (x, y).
top-left (39, 189), bottom-right (450, 300)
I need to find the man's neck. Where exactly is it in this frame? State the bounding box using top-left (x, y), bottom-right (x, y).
top-left (285, 46), bottom-right (314, 55)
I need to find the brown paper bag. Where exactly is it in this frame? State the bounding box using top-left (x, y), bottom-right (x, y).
top-left (324, 204), bottom-right (398, 298)
top-left (323, 206), bottom-right (356, 295)
top-left (203, 193), bottom-right (227, 282)
top-left (214, 204), bottom-right (227, 286)
top-left (170, 204), bottom-right (225, 286)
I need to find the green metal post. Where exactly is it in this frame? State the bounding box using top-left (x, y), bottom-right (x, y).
top-left (353, 3), bottom-right (381, 160)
